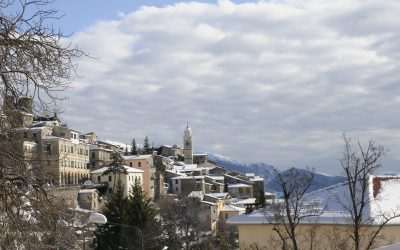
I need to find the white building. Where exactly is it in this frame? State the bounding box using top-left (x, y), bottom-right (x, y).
top-left (91, 165), bottom-right (144, 197)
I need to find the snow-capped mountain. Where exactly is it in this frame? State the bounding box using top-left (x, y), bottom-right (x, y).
top-left (207, 153), bottom-right (345, 194)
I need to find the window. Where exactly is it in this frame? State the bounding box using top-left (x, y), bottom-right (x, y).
top-left (108, 187), bottom-right (112, 193)
top-left (92, 162), bottom-right (95, 168)
top-left (138, 162), bottom-right (141, 167)
top-left (97, 176), bottom-right (101, 182)
top-left (92, 152), bottom-right (95, 159)
top-left (108, 176), bottom-right (112, 182)
top-left (225, 213), bottom-right (228, 220)
top-left (175, 180), bottom-right (178, 184)
top-left (129, 162), bottom-right (132, 167)
top-left (85, 150), bottom-right (88, 156)
top-left (87, 163), bottom-right (90, 169)
top-left (71, 146), bottom-right (74, 154)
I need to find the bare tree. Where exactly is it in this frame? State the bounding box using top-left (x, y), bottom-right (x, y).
top-left (0, 0), bottom-right (83, 109)
top-left (0, 0), bottom-right (83, 248)
top-left (158, 196), bottom-right (212, 250)
top-left (338, 134), bottom-right (400, 250)
top-left (266, 167), bottom-right (324, 250)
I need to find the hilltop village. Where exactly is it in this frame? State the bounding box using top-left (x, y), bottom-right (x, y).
top-left (12, 96), bottom-right (266, 237)
top-left (9, 96), bottom-right (400, 249)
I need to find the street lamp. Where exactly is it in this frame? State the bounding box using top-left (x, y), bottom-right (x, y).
top-left (88, 212), bottom-right (107, 224)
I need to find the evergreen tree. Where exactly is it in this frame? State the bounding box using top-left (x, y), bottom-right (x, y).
top-left (143, 135), bottom-right (152, 154)
top-left (94, 179), bottom-right (127, 250)
top-left (131, 138), bottom-right (139, 155)
top-left (124, 179), bottom-right (162, 249)
top-left (124, 144), bottom-right (129, 156)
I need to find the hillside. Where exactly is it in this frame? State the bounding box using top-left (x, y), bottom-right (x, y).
top-left (207, 154), bottom-right (345, 194)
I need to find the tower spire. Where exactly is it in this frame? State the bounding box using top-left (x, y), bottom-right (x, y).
top-left (183, 122), bottom-right (193, 164)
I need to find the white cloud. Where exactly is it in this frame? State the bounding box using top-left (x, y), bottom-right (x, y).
top-left (64, 0), bottom-right (400, 174)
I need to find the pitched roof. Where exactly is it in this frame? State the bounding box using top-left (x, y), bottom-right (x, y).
top-left (221, 204), bottom-right (246, 212)
top-left (91, 165), bottom-right (144, 174)
top-left (123, 154), bottom-right (153, 160)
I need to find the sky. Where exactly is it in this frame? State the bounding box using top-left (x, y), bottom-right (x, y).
top-left (45, 0), bottom-right (400, 174)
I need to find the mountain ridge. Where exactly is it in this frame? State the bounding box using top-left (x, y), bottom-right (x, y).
top-left (207, 153), bottom-right (345, 194)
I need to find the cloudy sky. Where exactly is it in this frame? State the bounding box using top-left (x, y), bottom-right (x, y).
top-left (52, 0), bottom-right (400, 174)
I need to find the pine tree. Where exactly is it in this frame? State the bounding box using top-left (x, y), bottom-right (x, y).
top-left (94, 179), bottom-right (127, 249)
top-left (143, 135), bottom-right (152, 154)
top-left (124, 179), bottom-right (162, 249)
top-left (124, 144), bottom-right (129, 156)
top-left (131, 138), bottom-right (139, 155)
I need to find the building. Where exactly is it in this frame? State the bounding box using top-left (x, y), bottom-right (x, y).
top-left (22, 119), bottom-right (91, 185)
top-left (88, 143), bottom-right (112, 170)
top-left (228, 176), bottom-right (400, 249)
top-left (183, 123), bottom-right (193, 164)
top-left (227, 183), bottom-right (253, 198)
top-left (40, 133), bottom-right (90, 185)
top-left (78, 189), bottom-right (100, 211)
top-left (90, 165), bottom-right (144, 198)
top-left (171, 176), bottom-right (205, 196)
top-left (122, 154), bottom-right (156, 199)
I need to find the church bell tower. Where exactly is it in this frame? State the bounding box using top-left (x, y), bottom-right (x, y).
top-left (183, 123), bottom-right (193, 164)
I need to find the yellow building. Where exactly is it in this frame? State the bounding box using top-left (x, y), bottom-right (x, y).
top-left (228, 176), bottom-right (400, 249)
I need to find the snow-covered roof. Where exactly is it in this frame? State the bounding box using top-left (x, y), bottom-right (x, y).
top-left (250, 176), bottom-right (264, 182)
top-left (221, 204), bottom-right (246, 212)
top-left (201, 201), bottom-right (217, 206)
top-left (171, 176), bottom-right (204, 180)
top-left (205, 176), bottom-right (225, 181)
top-left (228, 183), bottom-right (252, 188)
top-left (205, 193), bottom-right (230, 199)
top-left (231, 198), bottom-right (257, 205)
top-left (123, 154), bottom-right (152, 160)
top-left (78, 189), bottom-right (98, 194)
top-left (228, 210), bottom-right (352, 225)
top-left (91, 165), bottom-right (144, 174)
top-left (26, 126), bottom-right (46, 131)
top-left (194, 153), bottom-right (207, 156)
top-left (42, 135), bottom-right (69, 141)
top-left (188, 191), bottom-right (204, 198)
top-left (173, 164), bottom-right (198, 172)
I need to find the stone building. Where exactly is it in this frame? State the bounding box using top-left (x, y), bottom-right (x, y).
top-left (88, 143), bottom-right (112, 170)
top-left (78, 189), bottom-right (100, 211)
top-left (34, 123), bottom-right (91, 185)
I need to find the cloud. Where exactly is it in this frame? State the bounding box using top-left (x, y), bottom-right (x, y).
top-left (64, 0), bottom-right (400, 174)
